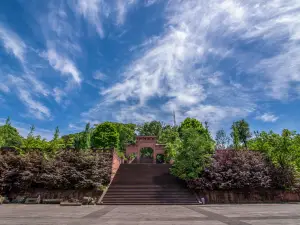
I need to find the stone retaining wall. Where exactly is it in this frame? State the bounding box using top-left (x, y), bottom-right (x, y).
top-left (197, 190), bottom-right (300, 204)
top-left (6, 189), bottom-right (103, 201)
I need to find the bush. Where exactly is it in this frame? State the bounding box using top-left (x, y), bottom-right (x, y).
top-left (187, 150), bottom-right (295, 191)
top-left (0, 150), bottom-right (112, 195)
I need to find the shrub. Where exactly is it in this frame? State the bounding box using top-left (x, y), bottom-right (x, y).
top-left (187, 150), bottom-right (295, 191)
top-left (0, 150), bottom-right (112, 195)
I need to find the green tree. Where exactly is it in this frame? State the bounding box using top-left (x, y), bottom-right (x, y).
top-left (73, 133), bottom-right (83, 150)
top-left (159, 125), bottom-right (179, 144)
top-left (178, 118), bottom-right (203, 135)
top-left (22, 125), bottom-right (36, 149)
top-left (61, 134), bottom-right (75, 149)
top-left (231, 125), bottom-right (240, 150)
top-left (215, 129), bottom-right (230, 149)
top-left (82, 123), bottom-right (91, 150)
top-left (112, 123), bottom-right (136, 151)
top-left (137, 121), bottom-right (163, 137)
top-left (91, 122), bottom-right (119, 149)
top-left (171, 128), bottom-right (215, 180)
top-left (248, 129), bottom-right (300, 172)
top-left (0, 135), bottom-right (4, 147)
top-left (164, 137), bottom-right (181, 162)
top-left (231, 119), bottom-right (251, 149)
top-left (48, 126), bottom-right (64, 152)
top-left (0, 117), bottom-right (23, 147)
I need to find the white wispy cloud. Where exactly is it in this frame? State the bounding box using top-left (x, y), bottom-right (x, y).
top-left (68, 123), bottom-right (84, 131)
top-left (18, 89), bottom-right (51, 120)
top-left (116, 0), bottom-right (137, 25)
top-left (7, 75), bottom-right (51, 120)
top-left (52, 87), bottom-right (66, 103)
top-left (256, 113), bottom-right (279, 123)
top-left (25, 75), bottom-right (50, 97)
top-left (93, 71), bottom-right (107, 80)
top-left (44, 49), bottom-right (82, 84)
top-left (83, 0), bottom-right (299, 129)
top-left (0, 83), bottom-right (10, 93)
top-left (0, 23), bottom-right (26, 63)
top-left (74, 0), bottom-right (107, 38)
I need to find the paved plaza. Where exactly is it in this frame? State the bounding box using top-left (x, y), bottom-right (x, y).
top-left (1, 204), bottom-right (300, 225)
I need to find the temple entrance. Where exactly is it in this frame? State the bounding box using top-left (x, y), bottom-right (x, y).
top-left (140, 147), bottom-right (154, 163)
top-left (126, 136), bottom-right (166, 164)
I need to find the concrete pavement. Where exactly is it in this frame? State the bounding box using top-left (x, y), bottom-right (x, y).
top-left (0, 204), bottom-right (300, 225)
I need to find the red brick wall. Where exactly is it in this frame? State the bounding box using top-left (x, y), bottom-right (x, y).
top-left (111, 150), bottom-right (121, 181)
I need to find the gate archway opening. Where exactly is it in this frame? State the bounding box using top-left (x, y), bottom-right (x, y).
top-left (140, 147), bottom-right (154, 164)
top-left (156, 154), bottom-right (165, 164)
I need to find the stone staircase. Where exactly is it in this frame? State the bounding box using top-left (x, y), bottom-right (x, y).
top-left (102, 164), bottom-right (198, 205)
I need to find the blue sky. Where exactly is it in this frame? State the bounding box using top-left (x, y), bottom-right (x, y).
top-left (0, 0), bottom-right (300, 139)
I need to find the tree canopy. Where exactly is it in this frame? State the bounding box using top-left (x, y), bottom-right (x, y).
top-left (231, 119), bottom-right (251, 149)
top-left (91, 122), bottom-right (120, 149)
top-left (137, 121), bottom-right (163, 137)
top-left (0, 117), bottom-right (23, 148)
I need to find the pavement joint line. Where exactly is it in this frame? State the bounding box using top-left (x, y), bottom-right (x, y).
top-left (82, 205), bottom-right (117, 219)
top-left (183, 205), bottom-right (252, 225)
top-left (2, 214), bottom-right (300, 221)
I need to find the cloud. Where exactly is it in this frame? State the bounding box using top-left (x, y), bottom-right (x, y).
top-left (256, 113), bottom-right (279, 123)
top-left (93, 71), bottom-right (107, 80)
top-left (79, 0), bottom-right (300, 128)
top-left (7, 75), bottom-right (51, 120)
top-left (18, 89), bottom-right (51, 120)
top-left (25, 75), bottom-right (50, 97)
top-left (0, 83), bottom-right (10, 93)
top-left (74, 0), bottom-right (107, 38)
top-left (0, 23), bottom-right (26, 63)
top-left (68, 123), bottom-right (84, 131)
top-left (83, 0), bottom-right (256, 126)
top-left (44, 49), bottom-right (82, 84)
top-left (116, 0), bottom-right (137, 25)
top-left (52, 87), bottom-right (66, 103)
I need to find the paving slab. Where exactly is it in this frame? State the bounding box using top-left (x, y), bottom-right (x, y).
top-left (201, 204), bottom-right (300, 218)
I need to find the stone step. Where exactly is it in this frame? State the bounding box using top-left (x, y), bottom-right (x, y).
top-left (102, 164), bottom-right (198, 205)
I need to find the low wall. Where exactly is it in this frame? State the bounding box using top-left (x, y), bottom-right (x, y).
top-left (111, 150), bottom-right (121, 180)
top-left (197, 190), bottom-right (300, 204)
top-left (6, 189), bottom-right (103, 201)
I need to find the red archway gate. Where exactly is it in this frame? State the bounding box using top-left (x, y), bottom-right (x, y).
top-left (126, 136), bottom-right (165, 163)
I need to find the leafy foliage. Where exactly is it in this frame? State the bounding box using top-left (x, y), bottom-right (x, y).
top-left (215, 129), bottom-right (230, 150)
top-left (159, 125), bottom-right (179, 144)
top-left (178, 117), bottom-right (205, 137)
top-left (0, 150), bottom-right (112, 194)
top-left (137, 121), bottom-right (163, 137)
top-left (248, 130), bottom-right (300, 172)
top-left (91, 122), bottom-right (119, 149)
top-left (187, 150), bottom-right (295, 190)
top-left (231, 119), bottom-right (251, 149)
top-left (22, 126), bottom-right (49, 151)
top-left (0, 117), bottom-right (23, 148)
top-left (164, 138), bottom-right (181, 162)
top-left (112, 123), bottom-right (136, 151)
top-left (171, 125), bottom-right (215, 180)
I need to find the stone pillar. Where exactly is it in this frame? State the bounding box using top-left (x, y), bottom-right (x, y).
top-left (153, 148), bottom-right (156, 164)
top-left (137, 148), bottom-right (140, 163)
